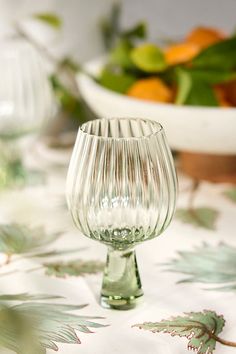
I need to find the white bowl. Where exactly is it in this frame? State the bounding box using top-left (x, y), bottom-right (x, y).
top-left (77, 58), bottom-right (236, 155)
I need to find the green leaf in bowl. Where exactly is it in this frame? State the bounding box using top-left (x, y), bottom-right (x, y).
top-left (131, 44), bottom-right (167, 73)
top-left (99, 67), bottom-right (136, 93)
top-left (187, 82), bottom-right (218, 106)
top-left (184, 68), bottom-right (236, 84)
top-left (176, 67), bottom-right (220, 106)
top-left (110, 39), bottom-right (134, 69)
top-left (192, 37), bottom-right (236, 70)
top-left (175, 68), bottom-right (192, 104)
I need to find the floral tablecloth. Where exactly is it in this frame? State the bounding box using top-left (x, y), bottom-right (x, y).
top-left (0, 141), bottom-right (236, 354)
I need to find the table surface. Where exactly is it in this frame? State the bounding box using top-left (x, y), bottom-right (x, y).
top-left (0, 142), bottom-right (235, 354)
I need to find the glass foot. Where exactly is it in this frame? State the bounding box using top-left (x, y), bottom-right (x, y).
top-left (101, 292), bottom-right (143, 310)
top-left (101, 248), bottom-right (143, 310)
top-left (0, 157), bottom-right (45, 189)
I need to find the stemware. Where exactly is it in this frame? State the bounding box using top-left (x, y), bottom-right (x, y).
top-left (66, 117), bottom-right (178, 310)
top-left (0, 38), bottom-right (56, 188)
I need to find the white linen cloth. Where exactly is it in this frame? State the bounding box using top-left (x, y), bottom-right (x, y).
top-left (0, 142), bottom-right (235, 354)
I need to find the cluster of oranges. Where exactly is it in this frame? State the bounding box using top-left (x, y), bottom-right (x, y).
top-left (127, 27), bottom-right (236, 107)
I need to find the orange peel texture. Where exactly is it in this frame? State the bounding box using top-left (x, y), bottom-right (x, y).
top-left (127, 77), bottom-right (173, 103)
top-left (164, 43), bottom-right (200, 65)
top-left (214, 86), bottom-right (232, 107)
top-left (217, 81), bottom-right (236, 107)
top-left (186, 26), bottom-right (226, 49)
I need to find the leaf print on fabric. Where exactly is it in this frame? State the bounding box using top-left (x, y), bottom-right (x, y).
top-left (0, 298), bottom-right (107, 353)
top-left (44, 259), bottom-right (105, 278)
top-left (176, 180), bottom-right (219, 230)
top-left (164, 242), bottom-right (236, 292)
top-left (0, 293), bottom-right (63, 301)
top-left (224, 188), bottom-right (236, 203)
top-left (0, 223), bottom-right (61, 264)
top-left (14, 303), bottom-right (107, 350)
top-left (175, 207), bottom-right (219, 230)
top-left (133, 310), bottom-right (236, 354)
top-left (29, 247), bottom-right (86, 259)
top-left (0, 304), bottom-right (45, 354)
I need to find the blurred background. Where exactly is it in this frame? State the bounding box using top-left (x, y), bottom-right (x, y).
top-left (0, 2), bottom-right (236, 353)
top-left (0, 0), bottom-right (235, 185)
top-left (0, 0), bottom-right (236, 62)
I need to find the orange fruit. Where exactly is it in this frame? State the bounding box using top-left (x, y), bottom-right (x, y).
top-left (164, 43), bottom-right (200, 65)
top-left (186, 26), bottom-right (226, 49)
top-left (214, 86), bottom-right (231, 107)
top-left (127, 77), bottom-right (173, 103)
top-left (218, 81), bottom-right (236, 106)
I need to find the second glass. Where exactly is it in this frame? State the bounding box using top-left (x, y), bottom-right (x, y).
top-left (66, 118), bottom-right (177, 310)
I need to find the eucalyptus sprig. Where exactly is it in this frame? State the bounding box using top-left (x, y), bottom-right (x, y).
top-left (100, 2), bottom-right (146, 50)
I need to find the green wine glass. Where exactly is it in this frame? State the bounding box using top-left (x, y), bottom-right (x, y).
top-left (66, 118), bottom-right (177, 310)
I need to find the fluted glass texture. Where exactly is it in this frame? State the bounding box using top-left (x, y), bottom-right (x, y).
top-left (0, 39), bottom-right (56, 139)
top-left (66, 118), bottom-right (177, 250)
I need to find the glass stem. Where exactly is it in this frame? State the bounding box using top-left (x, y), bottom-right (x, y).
top-left (0, 139), bottom-right (21, 188)
top-left (101, 247), bottom-right (143, 310)
top-left (0, 138), bottom-right (44, 189)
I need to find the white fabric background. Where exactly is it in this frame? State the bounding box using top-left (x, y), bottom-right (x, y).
top-left (0, 144), bottom-right (235, 354)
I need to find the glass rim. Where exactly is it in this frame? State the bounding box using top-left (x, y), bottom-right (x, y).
top-left (79, 117), bottom-right (163, 141)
